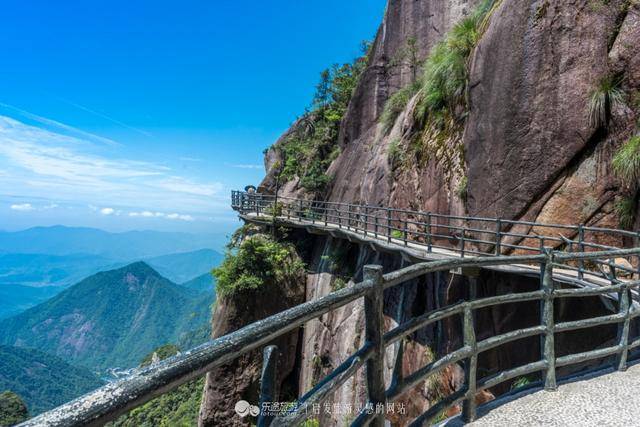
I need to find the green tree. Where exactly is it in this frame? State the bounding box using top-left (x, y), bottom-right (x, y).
top-left (213, 232), bottom-right (306, 297)
top-left (0, 391), bottom-right (28, 427)
top-left (272, 40), bottom-right (371, 194)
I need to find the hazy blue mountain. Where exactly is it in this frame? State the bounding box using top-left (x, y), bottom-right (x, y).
top-left (0, 247), bottom-right (223, 319)
top-left (180, 273), bottom-right (216, 294)
top-left (0, 285), bottom-right (59, 319)
top-left (0, 253), bottom-right (116, 287)
top-left (145, 249), bottom-right (223, 284)
top-left (0, 262), bottom-right (213, 371)
top-left (0, 226), bottom-right (223, 260)
top-left (0, 345), bottom-right (103, 415)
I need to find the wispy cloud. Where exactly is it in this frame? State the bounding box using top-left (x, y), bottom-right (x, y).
top-left (58, 98), bottom-right (153, 137)
top-left (10, 203), bottom-right (34, 211)
top-left (227, 163), bottom-right (263, 170)
top-left (0, 102), bottom-right (120, 147)
top-left (0, 115), bottom-right (227, 219)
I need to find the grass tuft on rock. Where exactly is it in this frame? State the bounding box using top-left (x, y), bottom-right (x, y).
top-left (378, 0), bottom-right (496, 180)
top-left (614, 196), bottom-right (636, 229)
top-left (613, 135), bottom-right (640, 186)
top-left (588, 74), bottom-right (625, 129)
top-left (415, 0), bottom-right (494, 121)
top-left (381, 81), bottom-right (423, 132)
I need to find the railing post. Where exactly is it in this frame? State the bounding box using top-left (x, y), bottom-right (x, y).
top-left (578, 224), bottom-right (585, 280)
top-left (495, 219), bottom-right (502, 255)
top-left (374, 212), bottom-right (379, 238)
top-left (324, 203), bottom-right (328, 226)
top-left (387, 209), bottom-right (392, 243)
top-left (462, 303), bottom-right (478, 422)
top-left (258, 345), bottom-right (279, 427)
top-left (403, 218), bottom-right (408, 246)
top-left (635, 232), bottom-right (640, 278)
top-left (541, 250), bottom-right (557, 390)
top-left (364, 265), bottom-right (386, 427)
top-left (337, 207), bottom-right (342, 228)
top-left (364, 206), bottom-right (368, 237)
top-left (426, 213), bottom-right (432, 253)
top-left (298, 200), bottom-right (303, 221)
top-left (615, 284), bottom-right (631, 371)
top-left (460, 232), bottom-right (466, 258)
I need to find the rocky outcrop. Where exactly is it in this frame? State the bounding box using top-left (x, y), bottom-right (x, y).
top-left (227, 0), bottom-right (640, 425)
top-left (198, 236), bottom-right (306, 427)
top-left (464, 0), bottom-right (638, 227)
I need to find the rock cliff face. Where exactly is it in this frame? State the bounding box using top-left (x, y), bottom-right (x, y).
top-left (205, 0), bottom-right (640, 425)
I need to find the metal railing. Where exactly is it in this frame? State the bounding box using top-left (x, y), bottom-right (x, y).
top-left (232, 191), bottom-right (640, 287)
top-left (25, 194), bottom-right (640, 426)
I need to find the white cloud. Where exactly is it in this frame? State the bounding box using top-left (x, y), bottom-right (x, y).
top-left (0, 115), bottom-right (227, 218)
top-left (10, 203), bottom-right (34, 211)
top-left (100, 207), bottom-right (115, 215)
top-left (166, 213), bottom-right (194, 221)
top-left (128, 210), bottom-right (194, 221)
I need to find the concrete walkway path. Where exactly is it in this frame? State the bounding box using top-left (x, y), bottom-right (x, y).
top-left (447, 364), bottom-right (640, 426)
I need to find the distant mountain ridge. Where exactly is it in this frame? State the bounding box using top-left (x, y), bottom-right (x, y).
top-left (0, 225), bottom-right (225, 260)
top-left (0, 262), bottom-right (213, 371)
top-left (0, 246), bottom-right (222, 318)
top-left (0, 345), bottom-right (103, 415)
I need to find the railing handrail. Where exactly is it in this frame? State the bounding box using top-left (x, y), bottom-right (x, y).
top-left (232, 190), bottom-right (640, 237)
top-left (232, 190), bottom-right (640, 278)
top-left (26, 192), bottom-right (640, 426)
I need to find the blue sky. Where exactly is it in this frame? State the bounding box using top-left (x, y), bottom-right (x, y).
top-left (0, 0), bottom-right (385, 233)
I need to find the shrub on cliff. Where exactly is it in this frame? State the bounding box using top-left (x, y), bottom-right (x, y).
top-left (213, 234), bottom-right (306, 297)
top-left (0, 391), bottom-right (28, 426)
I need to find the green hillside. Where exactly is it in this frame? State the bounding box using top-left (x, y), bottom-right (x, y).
top-left (0, 345), bottom-right (103, 416)
top-left (0, 262), bottom-right (213, 371)
top-left (0, 285), bottom-right (59, 320)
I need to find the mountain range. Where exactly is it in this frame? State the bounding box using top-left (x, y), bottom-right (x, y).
top-left (0, 249), bottom-right (221, 319)
top-left (0, 226), bottom-right (226, 260)
top-left (0, 262), bottom-right (214, 372)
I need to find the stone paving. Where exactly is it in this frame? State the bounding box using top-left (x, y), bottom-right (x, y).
top-left (445, 364), bottom-right (640, 427)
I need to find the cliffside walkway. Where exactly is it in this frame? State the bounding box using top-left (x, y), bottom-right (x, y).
top-left (446, 363), bottom-right (640, 426)
top-left (234, 191), bottom-right (640, 301)
top-left (24, 191), bottom-right (640, 427)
